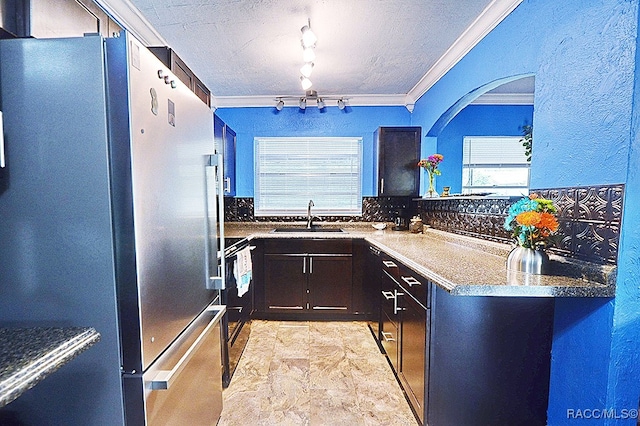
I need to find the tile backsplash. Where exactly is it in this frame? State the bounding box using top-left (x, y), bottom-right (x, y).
top-left (224, 196), bottom-right (416, 223)
top-left (224, 183), bottom-right (624, 264)
top-left (418, 184), bottom-right (624, 264)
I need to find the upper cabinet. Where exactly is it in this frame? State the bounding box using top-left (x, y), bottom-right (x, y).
top-left (214, 115), bottom-right (236, 196)
top-left (149, 47), bottom-right (211, 107)
top-left (1, 0), bottom-right (121, 39)
top-left (374, 127), bottom-right (421, 197)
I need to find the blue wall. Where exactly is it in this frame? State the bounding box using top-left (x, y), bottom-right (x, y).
top-left (215, 106), bottom-right (411, 197)
top-left (436, 104), bottom-right (533, 193)
top-left (216, 1), bottom-right (640, 423)
top-left (411, 0), bottom-right (640, 424)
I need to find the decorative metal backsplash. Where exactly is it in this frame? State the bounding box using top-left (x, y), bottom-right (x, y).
top-left (418, 184), bottom-right (624, 264)
top-left (417, 197), bottom-right (517, 242)
top-left (224, 184), bottom-right (623, 264)
top-left (534, 185), bottom-right (624, 264)
top-left (224, 196), bottom-right (415, 222)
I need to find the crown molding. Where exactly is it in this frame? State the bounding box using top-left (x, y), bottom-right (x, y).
top-left (95, 0), bottom-right (167, 46)
top-left (471, 93), bottom-right (534, 105)
top-left (211, 94), bottom-right (410, 110)
top-left (406, 0), bottom-right (523, 105)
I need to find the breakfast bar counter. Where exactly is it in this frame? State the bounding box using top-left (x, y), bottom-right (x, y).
top-left (0, 327), bottom-right (100, 408)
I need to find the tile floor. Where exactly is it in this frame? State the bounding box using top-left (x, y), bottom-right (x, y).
top-left (218, 320), bottom-right (418, 426)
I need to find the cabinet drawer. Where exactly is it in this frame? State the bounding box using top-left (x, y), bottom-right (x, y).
top-left (380, 312), bottom-right (399, 371)
top-left (398, 264), bottom-right (429, 309)
top-left (381, 254), bottom-right (400, 280)
top-left (264, 238), bottom-right (351, 254)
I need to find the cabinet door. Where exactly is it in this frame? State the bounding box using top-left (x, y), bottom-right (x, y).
top-left (264, 254), bottom-right (306, 311)
top-left (399, 292), bottom-right (427, 424)
top-left (214, 115), bottom-right (224, 155)
top-left (223, 125), bottom-right (236, 196)
top-left (364, 245), bottom-right (383, 341)
top-left (375, 127), bottom-right (421, 197)
top-left (213, 115), bottom-right (236, 196)
top-left (308, 255), bottom-right (352, 311)
top-left (380, 270), bottom-right (401, 372)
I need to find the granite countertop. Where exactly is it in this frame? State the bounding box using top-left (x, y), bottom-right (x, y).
top-left (0, 327), bottom-right (100, 408)
top-left (225, 222), bottom-right (616, 298)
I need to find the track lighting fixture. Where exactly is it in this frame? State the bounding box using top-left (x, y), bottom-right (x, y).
top-left (274, 91), bottom-right (348, 111)
top-left (299, 19), bottom-right (316, 90)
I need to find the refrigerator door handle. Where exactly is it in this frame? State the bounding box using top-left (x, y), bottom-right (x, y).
top-left (0, 111), bottom-right (5, 168)
top-left (206, 153), bottom-right (225, 289)
top-left (151, 305), bottom-right (225, 390)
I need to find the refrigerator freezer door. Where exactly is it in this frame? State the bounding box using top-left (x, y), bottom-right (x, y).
top-left (105, 34), bottom-right (217, 373)
top-left (124, 305), bottom-right (225, 425)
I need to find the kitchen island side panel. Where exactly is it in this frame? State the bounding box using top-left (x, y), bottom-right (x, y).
top-left (427, 285), bottom-right (554, 425)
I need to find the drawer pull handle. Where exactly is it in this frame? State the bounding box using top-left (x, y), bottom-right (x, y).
top-left (381, 331), bottom-right (395, 342)
top-left (401, 276), bottom-right (421, 287)
top-left (394, 290), bottom-right (405, 314)
top-left (381, 291), bottom-right (395, 300)
top-left (382, 260), bottom-right (397, 268)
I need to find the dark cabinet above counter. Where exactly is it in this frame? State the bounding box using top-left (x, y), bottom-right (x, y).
top-left (214, 115), bottom-right (237, 196)
top-left (149, 46), bottom-right (211, 106)
top-left (374, 127), bottom-right (421, 197)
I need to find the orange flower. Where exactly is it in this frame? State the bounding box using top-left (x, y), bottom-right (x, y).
top-left (516, 211), bottom-right (542, 227)
top-left (538, 212), bottom-right (559, 232)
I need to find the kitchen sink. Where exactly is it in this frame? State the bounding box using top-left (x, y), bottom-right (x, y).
top-left (271, 227), bottom-right (346, 233)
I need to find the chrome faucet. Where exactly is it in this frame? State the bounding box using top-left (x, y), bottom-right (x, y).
top-left (306, 199), bottom-right (315, 229)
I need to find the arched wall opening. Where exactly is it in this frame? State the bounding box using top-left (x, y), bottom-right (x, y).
top-left (422, 75), bottom-right (535, 195)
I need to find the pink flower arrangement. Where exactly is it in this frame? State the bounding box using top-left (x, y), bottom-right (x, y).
top-left (417, 154), bottom-right (444, 176)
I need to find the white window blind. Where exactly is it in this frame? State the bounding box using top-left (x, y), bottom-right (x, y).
top-left (254, 137), bottom-right (363, 216)
top-left (462, 136), bottom-right (530, 196)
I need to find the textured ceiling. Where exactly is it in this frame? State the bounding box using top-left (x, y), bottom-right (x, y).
top-left (122, 0), bottom-right (508, 102)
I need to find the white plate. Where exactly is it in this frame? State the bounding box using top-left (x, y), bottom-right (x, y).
top-left (372, 223), bottom-right (387, 230)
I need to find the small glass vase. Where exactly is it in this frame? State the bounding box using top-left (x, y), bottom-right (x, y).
top-left (423, 170), bottom-right (439, 198)
top-left (506, 246), bottom-right (550, 274)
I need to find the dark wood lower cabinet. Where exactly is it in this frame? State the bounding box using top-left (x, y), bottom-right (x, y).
top-left (308, 255), bottom-right (352, 311)
top-left (258, 239), bottom-right (353, 318)
top-left (371, 244), bottom-right (554, 426)
top-left (398, 292), bottom-right (427, 425)
top-left (264, 254), bottom-right (306, 311)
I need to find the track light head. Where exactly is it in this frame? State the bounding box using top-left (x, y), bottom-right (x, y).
top-left (302, 47), bottom-right (316, 62)
top-left (337, 99), bottom-right (346, 110)
top-left (276, 99), bottom-right (284, 111)
top-left (300, 62), bottom-right (314, 78)
top-left (317, 98), bottom-right (325, 109)
top-left (299, 98), bottom-right (307, 110)
top-left (300, 76), bottom-right (312, 90)
top-left (300, 20), bottom-right (317, 48)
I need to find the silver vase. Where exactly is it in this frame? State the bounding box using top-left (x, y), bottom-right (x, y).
top-left (506, 246), bottom-right (549, 274)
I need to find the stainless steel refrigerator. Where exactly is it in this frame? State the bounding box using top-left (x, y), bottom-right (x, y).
top-left (0, 32), bottom-right (226, 425)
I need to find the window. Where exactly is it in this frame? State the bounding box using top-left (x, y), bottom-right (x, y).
top-left (462, 136), bottom-right (529, 196)
top-left (254, 137), bottom-right (363, 216)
